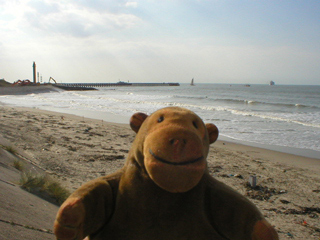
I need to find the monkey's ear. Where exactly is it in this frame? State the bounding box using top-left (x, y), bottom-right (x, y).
top-left (130, 112), bottom-right (148, 133)
top-left (205, 123), bottom-right (219, 144)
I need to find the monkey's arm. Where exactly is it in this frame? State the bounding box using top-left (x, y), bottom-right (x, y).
top-left (53, 176), bottom-right (117, 240)
top-left (206, 176), bottom-right (278, 240)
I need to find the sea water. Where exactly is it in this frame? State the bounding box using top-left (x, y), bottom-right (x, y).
top-left (1, 84), bottom-right (319, 157)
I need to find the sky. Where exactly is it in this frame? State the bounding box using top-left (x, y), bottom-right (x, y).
top-left (0, 0), bottom-right (320, 85)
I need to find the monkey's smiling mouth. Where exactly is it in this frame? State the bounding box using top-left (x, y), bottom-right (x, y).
top-left (149, 149), bottom-right (203, 166)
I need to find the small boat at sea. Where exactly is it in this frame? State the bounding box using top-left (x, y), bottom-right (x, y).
top-left (190, 78), bottom-right (195, 86)
top-left (270, 81), bottom-right (275, 86)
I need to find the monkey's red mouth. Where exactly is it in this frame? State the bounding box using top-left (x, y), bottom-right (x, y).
top-left (149, 149), bottom-right (203, 166)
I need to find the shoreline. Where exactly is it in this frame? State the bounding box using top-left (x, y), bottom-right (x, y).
top-left (1, 103), bottom-right (319, 173)
top-left (219, 135), bottom-right (320, 160)
top-left (0, 104), bottom-right (319, 239)
top-left (39, 105), bottom-right (320, 160)
top-left (2, 98), bottom-right (319, 160)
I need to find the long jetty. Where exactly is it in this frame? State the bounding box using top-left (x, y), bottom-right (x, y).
top-left (55, 82), bottom-right (180, 88)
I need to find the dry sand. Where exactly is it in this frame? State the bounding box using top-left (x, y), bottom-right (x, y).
top-left (0, 104), bottom-right (319, 239)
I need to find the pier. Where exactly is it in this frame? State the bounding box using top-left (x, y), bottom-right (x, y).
top-left (54, 82), bottom-right (180, 88)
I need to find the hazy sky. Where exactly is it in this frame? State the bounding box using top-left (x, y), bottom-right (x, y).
top-left (1, 0), bottom-right (319, 85)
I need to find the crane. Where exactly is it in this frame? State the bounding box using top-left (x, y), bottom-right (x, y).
top-left (49, 77), bottom-right (57, 84)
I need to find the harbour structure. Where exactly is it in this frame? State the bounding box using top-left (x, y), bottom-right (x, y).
top-left (33, 61), bottom-right (36, 84)
top-left (54, 82), bottom-right (180, 88)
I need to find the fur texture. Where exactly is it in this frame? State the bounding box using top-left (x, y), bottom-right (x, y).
top-left (54, 107), bottom-right (278, 240)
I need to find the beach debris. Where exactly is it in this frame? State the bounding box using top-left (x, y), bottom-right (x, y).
top-left (68, 146), bottom-right (77, 152)
top-left (217, 173), bottom-right (244, 179)
top-left (119, 134), bottom-right (130, 138)
top-left (219, 174), bottom-right (230, 178)
top-left (298, 220), bottom-right (320, 234)
top-left (280, 199), bottom-right (290, 204)
top-left (84, 127), bottom-right (92, 133)
top-left (303, 207), bottom-right (320, 214)
top-left (286, 232), bottom-right (293, 238)
top-left (245, 183), bottom-right (287, 201)
top-left (266, 206), bottom-right (320, 218)
top-left (249, 175), bottom-right (257, 187)
top-left (102, 155), bottom-right (125, 161)
top-left (234, 174), bottom-right (243, 179)
top-left (89, 132), bottom-right (103, 137)
top-left (312, 189), bottom-right (320, 193)
top-left (82, 154), bottom-right (125, 161)
top-left (208, 165), bottom-right (223, 173)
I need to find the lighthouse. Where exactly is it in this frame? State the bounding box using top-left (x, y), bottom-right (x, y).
top-left (33, 61), bottom-right (36, 84)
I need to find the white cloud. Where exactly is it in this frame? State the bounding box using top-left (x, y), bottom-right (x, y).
top-left (125, 2), bottom-right (138, 8)
top-left (27, 0), bottom-right (60, 15)
top-left (0, 0), bottom-right (142, 39)
top-left (25, 6), bottom-right (141, 37)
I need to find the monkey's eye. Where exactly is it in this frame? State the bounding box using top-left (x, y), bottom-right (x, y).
top-left (193, 121), bottom-right (198, 129)
top-left (158, 116), bottom-right (164, 123)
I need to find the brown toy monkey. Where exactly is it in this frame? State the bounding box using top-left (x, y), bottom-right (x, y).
top-left (54, 107), bottom-right (278, 240)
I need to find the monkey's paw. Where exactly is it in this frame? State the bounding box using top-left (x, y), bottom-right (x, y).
top-left (54, 197), bottom-right (86, 240)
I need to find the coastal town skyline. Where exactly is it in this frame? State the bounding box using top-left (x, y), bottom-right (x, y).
top-left (1, 1), bottom-right (319, 85)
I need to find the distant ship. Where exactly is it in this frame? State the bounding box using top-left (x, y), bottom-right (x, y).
top-left (190, 78), bottom-right (195, 86)
top-left (270, 81), bottom-right (275, 86)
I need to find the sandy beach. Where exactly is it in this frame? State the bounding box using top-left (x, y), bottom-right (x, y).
top-left (0, 102), bottom-right (319, 239)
